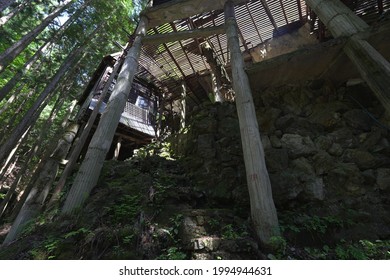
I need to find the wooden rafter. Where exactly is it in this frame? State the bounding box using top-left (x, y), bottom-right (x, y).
top-left (378, 0), bottom-right (384, 14)
top-left (170, 22), bottom-right (196, 74)
top-left (297, 0), bottom-right (303, 22)
top-left (188, 18), bottom-right (209, 70)
top-left (260, 0), bottom-right (279, 31)
top-left (279, 0), bottom-right (289, 24)
top-left (142, 24), bottom-right (226, 45)
top-left (212, 15), bottom-right (226, 64)
top-left (245, 2), bottom-right (263, 43)
top-left (143, 0), bottom-right (250, 28)
top-left (306, 0), bottom-right (390, 113)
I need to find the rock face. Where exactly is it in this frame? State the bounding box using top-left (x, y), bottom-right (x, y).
top-left (172, 80), bottom-right (390, 244)
top-left (171, 102), bottom-right (249, 210)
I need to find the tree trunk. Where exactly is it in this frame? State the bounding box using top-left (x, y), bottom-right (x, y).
top-left (0, 0), bottom-right (29, 27)
top-left (0, 86), bottom-right (31, 143)
top-left (0, 0), bottom-right (86, 102)
top-left (62, 16), bottom-right (148, 214)
top-left (0, 128), bottom-right (30, 181)
top-left (0, 89), bottom-right (21, 116)
top-left (224, 1), bottom-right (280, 246)
top-left (0, 26), bottom-right (95, 166)
top-left (0, 156), bottom-right (18, 188)
top-left (0, 0), bottom-right (74, 74)
top-left (48, 55), bottom-right (124, 207)
top-left (9, 90), bottom-right (78, 221)
top-left (0, 0), bottom-right (17, 13)
top-left (0, 149), bottom-right (34, 219)
top-left (2, 123), bottom-right (79, 246)
top-left (0, 81), bottom-right (71, 220)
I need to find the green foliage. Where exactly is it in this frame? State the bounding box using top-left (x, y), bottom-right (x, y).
top-left (63, 227), bottom-right (91, 239)
top-left (334, 240), bottom-right (390, 260)
top-left (109, 194), bottom-right (141, 225)
top-left (279, 211), bottom-right (347, 238)
top-left (157, 247), bottom-right (187, 260)
top-left (221, 224), bottom-right (241, 239)
top-left (168, 214), bottom-right (183, 237)
top-left (268, 236), bottom-right (287, 258)
top-left (0, 0), bottom-right (139, 189)
top-left (27, 235), bottom-right (61, 260)
top-left (43, 237), bottom-right (61, 260)
top-left (133, 142), bottom-right (175, 160)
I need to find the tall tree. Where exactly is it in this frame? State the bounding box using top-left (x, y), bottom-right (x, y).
top-left (8, 85), bottom-right (78, 221)
top-left (0, 0), bottom-right (89, 102)
top-left (0, 27), bottom-right (92, 167)
top-left (0, 89), bottom-right (76, 218)
top-left (0, 0), bottom-right (74, 74)
top-left (2, 122), bottom-right (79, 245)
top-left (0, 0), bottom-right (29, 27)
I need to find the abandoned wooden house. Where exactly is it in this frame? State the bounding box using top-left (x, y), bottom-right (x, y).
top-left (77, 0), bottom-right (390, 162)
top-left (1, 0), bottom-right (390, 254)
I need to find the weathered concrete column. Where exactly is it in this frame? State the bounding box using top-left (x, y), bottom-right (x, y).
top-left (224, 0), bottom-right (280, 246)
top-left (306, 0), bottom-right (390, 113)
top-left (62, 16), bottom-right (148, 214)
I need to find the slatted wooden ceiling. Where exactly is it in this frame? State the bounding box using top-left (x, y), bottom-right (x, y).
top-left (136, 0), bottom-right (390, 105)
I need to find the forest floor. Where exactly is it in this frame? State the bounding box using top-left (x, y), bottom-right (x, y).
top-left (0, 147), bottom-right (389, 259)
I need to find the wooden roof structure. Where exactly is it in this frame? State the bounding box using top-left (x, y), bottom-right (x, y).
top-left (133, 0), bottom-right (390, 108)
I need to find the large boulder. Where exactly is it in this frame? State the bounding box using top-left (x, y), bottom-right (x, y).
top-left (280, 134), bottom-right (317, 158)
top-left (328, 127), bottom-right (358, 148)
top-left (325, 163), bottom-right (365, 194)
top-left (342, 149), bottom-right (378, 170)
top-left (313, 151), bottom-right (336, 175)
top-left (309, 101), bottom-right (349, 129)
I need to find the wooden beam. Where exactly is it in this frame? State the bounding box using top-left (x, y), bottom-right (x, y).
top-left (188, 18), bottom-right (209, 70)
top-left (114, 131), bottom-right (152, 144)
top-left (224, 0), bottom-right (280, 246)
top-left (246, 2), bottom-right (263, 43)
top-left (142, 24), bottom-right (226, 45)
top-left (305, 0), bottom-right (368, 38)
top-left (246, 22), bottom-right (390, 89)
top-left (378, 0), bottom-right (384, 14)
top-left (153, 27), bottom-right (186, 78)
top-left (213, 15), bottom-right (227, 64)
top-left (170, 22), bottom-right (196, 73)
top-left (297, 0), bottom-right (304, 22)
top-left (260, 0), bottom-right (279, 31)
top-left (343, 36), bottom-right (390, 112)
top-left (143, 0), bottom-right (249, 28)
top-left (279, 0), bottom-right (289, 25)
top-left (306, 0), bottom-right (390, 113)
